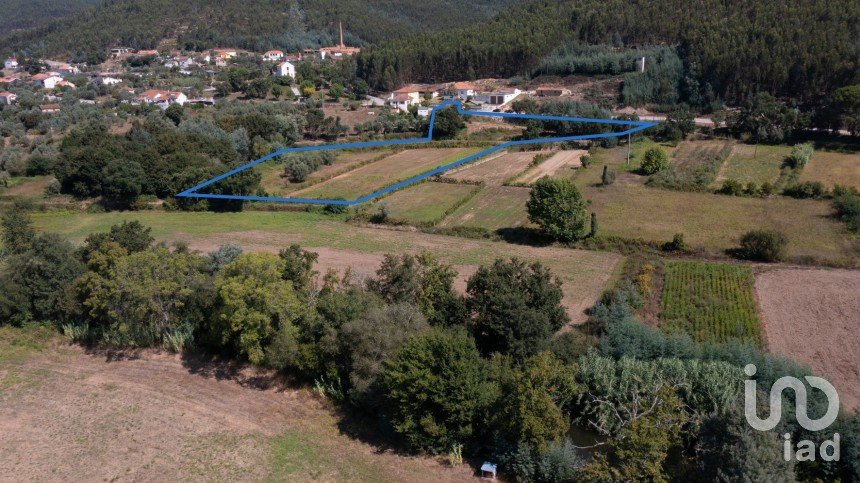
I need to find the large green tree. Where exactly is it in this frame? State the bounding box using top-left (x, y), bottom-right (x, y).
top-left (380, 328), bottom-right (495, 453)
top-left (466, 258), bottom-right (569, 361)
top-left (526, 177), bottom-right (589, 242)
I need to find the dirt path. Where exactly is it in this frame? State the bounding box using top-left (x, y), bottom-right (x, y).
top-left (515, 150), bottom-right (586, 184)
top-left (0, 339), bottom-right (478, 482)
top-left (755, 268), bottom-right (860, 410)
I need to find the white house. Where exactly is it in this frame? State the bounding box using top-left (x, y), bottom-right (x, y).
top-left (4, 58), bottom-right (18, 70)
top-left (92, 75), bottom-right (122, 86)
top-left (417, 107), bottom-right (431, 118)
top-left (0, 91), bottom-right (17, 105)
top-left (454, 81), bottom-right (476, 99)
top-left (136, 89), bottom-right (187, 108)
top-left (262, 50), bottom-right (284, 62)
top-left (389, 94), bottom-right (414, 113)
top-left (390, 85), bottom-right (422, 104)
top-left (274, 61), bottom-right (296, 78)
top-left (31, 73), bottom-right (64, 89)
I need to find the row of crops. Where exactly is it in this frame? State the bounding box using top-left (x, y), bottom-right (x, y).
top-left (660, 260), bottom-right (762, 345)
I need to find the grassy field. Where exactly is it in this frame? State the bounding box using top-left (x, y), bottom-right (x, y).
top-left (448, 151), bottom-right (537, 185)
top-left (799, 150), bottom-right (860, 189)
top-left (373, 181), bottom-right (480, 225)
top-left (295, 148), bottom-right (480, 199)
top-left (0, 325), bottom-right (475, 482)
top-left (0, 175), bottom-right (54, 200)
top-left (719, 143), bottom-right (791, 185)
top-left (439, 186), bottom-right (532, 231)
top-left (660, 261), bottom-right (762, 345)
top-left (258, 150), bottom-right (389, 196)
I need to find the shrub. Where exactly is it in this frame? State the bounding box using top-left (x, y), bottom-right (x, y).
top-left (744, 182), bottom-right (760, 197)
top-left (719, 179), bottom-right (744, 196)
top-left (760, 181), bottom-right (774, 196)
top-left (580, 153), bottom-right (592, 167)
top-left (784, 181), bottom-right (826, 199)
top-left (26, 154), bottom-right (54, 176)
top-left (787, 142), bottom-right (814, 169)
top-left (601, 165), bottom-right (616, 185)
top-left (663, 233), bottom-right (686, 251)
top-left (737, 230), bottom-right (788, 262)
top-left (640, 146), bottom-right (669, 175)
top-left (833, 193), bottom-right (860, 233)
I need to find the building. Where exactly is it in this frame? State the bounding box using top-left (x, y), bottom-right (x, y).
top-left (262, 50), bottom-right (284, 62)
top-left (486, 88), bottom-right (521, 105)
top-left (56, 63), bottom-right (80, 76)
top-left (319, 22), bottom-right (361, 59)
top-left (389, 94), bottom-right (415, 113)
top-left (92, 74), bottom-right (122, 86)
top-left (213, 49), bottom-right (238, 60)
top-left (390, 85), bottom-right (422, 104)
top-left (536, 85), bottom-right (571, 97)
top-left (136, 49), bottom-right (159, 57)
top-left (274, 61), bottom-right (296, 78)
top-left (136, 89), bottom-right (187, 108)
top-left (55, 80), bottom-right (77, 90)
top-left (416, 106), bottom-right (431, 118)
top-left (39, 103), bottom-right (61, 114)
top-left (0, 91), bottom-right (17, 105)
top-left (4, 58), bottom-right (18, 70)
top-left (31, 73), bottom-right (64, 89)
top-left (110, 47), bottom-right (132, 57)
top-left (480, 462), bottom-right (497, 480)
top-left (454, 82), bottom-right (476, 99)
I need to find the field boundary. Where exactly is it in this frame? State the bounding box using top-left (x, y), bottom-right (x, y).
top-left (178, 101), bottom-right (657, 205)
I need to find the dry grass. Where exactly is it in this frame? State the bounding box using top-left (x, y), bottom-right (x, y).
top-left (295, 148), bottom-right (479, 199)
top-left (514, 150), bottom-right (586, 185)
top-left (447, 151), bottom-right (537, 186)
top-left (719, 143), bottom-right (791, 185)
top-left (374, 182), bottom-right (479, 225)
top-left (799, 150), bottom-right (860, 189)
top-left (439, 186), bottom-right (532, 231)
top-left (258, 150), bottom-right (387, 196)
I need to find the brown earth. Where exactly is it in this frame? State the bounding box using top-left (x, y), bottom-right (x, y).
top-left (755, 268), bottom-right (860, 410)
top-left (448, 151), bottom-right (538, 186)
top-left (0, 336), bottom-right (478, 482)
top-left (515, 150), bottom-right (586, 184)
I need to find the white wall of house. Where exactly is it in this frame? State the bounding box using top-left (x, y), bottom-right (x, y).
top-left (275, 61), bottom-right (296, 78)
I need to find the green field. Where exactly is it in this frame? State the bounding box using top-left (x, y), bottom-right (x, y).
top-left (660, 261), bottom-right (762, 345)
top-left (257, 150), bottom-right (388, 196)
top-left (374, 181), bottom-right (480, 225)
top-left (719, 143), bottom-right (791, 185)
top-left (439, 186), bottom-right (531, 230)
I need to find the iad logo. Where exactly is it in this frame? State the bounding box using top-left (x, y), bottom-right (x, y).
top-left (744, 364), bottom-right (841, 462)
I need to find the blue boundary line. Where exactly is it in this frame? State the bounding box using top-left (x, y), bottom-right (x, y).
top-left (177, 100), bottom-right (657, 205)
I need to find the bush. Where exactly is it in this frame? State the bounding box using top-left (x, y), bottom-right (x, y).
top-left (26, 154), bottom-right (54, 176)
top-left (719, 179), bottom-right (744, 196)
top-left (760, 181), bottom-right (774, 196)
top-left (663, 233), bottom-right (686, 252)
top-left (744, 182), bottom-right (760, 197)
top-left (601, 165), bottom-right (615, 185)
top-left (833, 193), bottom-right (860, 233)
top-left (737, 230), bottom-right (788, 262)
top-left (787, 142), bottom-right (814, 169)
top-left (784, 181), bottom-right (826, 199)
top-left (640, 146), bottom-right (669, 175)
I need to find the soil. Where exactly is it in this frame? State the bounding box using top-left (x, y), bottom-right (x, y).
top-left (755, 268), bottom-right (860, 410)
top-left (516, 150), bottom-right (586, 184)
top-left (0, 341), bottom-right (478, 482)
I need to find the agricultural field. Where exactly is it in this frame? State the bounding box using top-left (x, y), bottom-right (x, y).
top-left (799, 150), bottom-right (860, 189)
top-left (514, 150), bottom-right (586, 185)
top-left (756, 268), bottom-right (860, 410)
top-left (294, 148), bottom-right (480, 199)
top-left (447, 151), bottom-right (538, 185)
top-left (0, 175), bottom-right (55, 200)
top-left (373, 181), bottom-right (480, 225)
top-left (718, 143), bottom-right (791, 185)
top-left (258, 150), bottom-right (387, 196)
top-left (660, 261), bottom-right (761, 345)
top-left (31, 210), bottom-right (623, 324)
top-left (439, 186), bottom-right (532, 231)
top-left (0, 326), bottom-right (476, 481)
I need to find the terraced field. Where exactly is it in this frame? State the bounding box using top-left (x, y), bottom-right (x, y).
top-left (439, 186), bottom-right (531, 231)
top-left (799, 150), bottom-right (860, 189)
top-left (294, 148), bottom-right (480, 199)
top-left (718, 143), bottom-right (791, 185)
top-left (258, 150), bottom-right (389, 196)
top-left (447, 151), bottom-right (537, 185)
top-left (374, 181), bottom-right (481, 225)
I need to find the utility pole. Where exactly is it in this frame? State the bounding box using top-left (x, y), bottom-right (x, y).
top-left (627, 132), bottom-right (631, 166)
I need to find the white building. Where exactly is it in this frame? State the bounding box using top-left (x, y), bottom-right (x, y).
top-left (136, 89), bottom-right (187, 108)
top-left (263, 50), bottom-right (284, 62)
top-left (0, 91), bottom-right (17, 105)
top-left (486, 88), bottom-right (521, 106)
top-left (4, 58), bottom-right (18, 70)
top-left (92, 75), bottom-right (122, 86)
top-left (454, 82), bottom-right (477, 100)
top-left (274, 61), bottom-right (296, 78)
top-left (389, 94), bottom-right (415, 113)
top-left (31, 73), bottom-right (64, 89)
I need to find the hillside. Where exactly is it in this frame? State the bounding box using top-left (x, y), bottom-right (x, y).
top-left (0, 0), bottom-right (517, 60)
top-left (0, 0), bottom-right (99, 31)
top-left (356, 0), bottom-right (860, 105)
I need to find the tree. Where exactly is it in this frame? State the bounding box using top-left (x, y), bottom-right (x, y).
top-left (600, 165), bottom-right (615, 186)
top-left (832, 84), bottom-right (860, 135)
top-left (380, 328), bottom-right (495, 453)
top-left (164, 103), bottom-right (184, 126)
top-left (1, 205), bottom-right (36, 255)
top-left (206, 244), bottom-right (243, 273)
top-left (729, 92), bottom-right (805, 143)
top-left (526, 177), bottom-right (589, 242)
top-left (101, 160), bottom-right (144, 202)
top-left (214, 253), bottom-right (305, 363)
top-left (492, 352), bottom-right (580, 451)
top-left (640, 146), bottom-right (669, 174)
top-left (245, 77), bottom-right (271, 99)
top-left (367, 252), bottom-right (464, 326)
top-left (338, 303), bottom-right (429, 404)
top-left (76, 247), bottom-right (204, 347)
top-left (278, 244), bottom-right (318, 296)
top-left (328, 83), bottom-right (345, 100)
top-left (432, 106), bottom-right (465, 140)
top-left (466, 258), bottom-right (569, 361)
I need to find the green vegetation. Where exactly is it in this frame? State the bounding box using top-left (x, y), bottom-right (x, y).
top-left (660, 261), bottom-right (761, 345)
top-left (737, 230), bottom-right (789, 262)
top-left (526, 177), bottom-right (589, 242)
top-left (640, 146), bottom-right (669, 175)
top-left (373, 182), bottom-right (480, 226)
top-left (649, 141), bottom-right (731, 191)
top-left (720, 144), bottom-right (791, 185)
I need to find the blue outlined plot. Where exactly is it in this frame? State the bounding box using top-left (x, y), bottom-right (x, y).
top-left (177, 100), bottom-right (657, 205)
